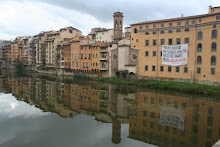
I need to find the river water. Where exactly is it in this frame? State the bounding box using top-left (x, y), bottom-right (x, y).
top-left (0, 73), bottom-right (219, 147)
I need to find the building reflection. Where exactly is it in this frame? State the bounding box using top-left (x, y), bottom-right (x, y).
top-left (0, 76), bottom-right (219, 147)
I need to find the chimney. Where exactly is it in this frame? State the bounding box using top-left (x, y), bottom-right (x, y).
top-left (209, 5), bottom-right (212, 14)
top-left (181, 14), bottom-right (183, 17)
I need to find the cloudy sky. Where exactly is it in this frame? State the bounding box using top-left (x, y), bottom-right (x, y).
top-left (0, 0), bottom-right (220, 40)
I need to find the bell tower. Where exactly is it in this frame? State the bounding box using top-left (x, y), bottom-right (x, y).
top-left (113, 12), bottom-right (123, 42)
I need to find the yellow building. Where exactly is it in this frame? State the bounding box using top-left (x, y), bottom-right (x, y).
top-left (91, 43), bottom-right (101, 75)
top-left (131, 6), bottom-right (220, 85)
top-left (129, 91), bottom-right (220, 147)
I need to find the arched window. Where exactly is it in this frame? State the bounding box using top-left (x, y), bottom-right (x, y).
top-left (211, 42), bottom-right (217, 52)
top-left (211, 56), bottom-right (216, 65)
top-left (212, 30), bottom-right (217, 39)
top-left (197, 56), bottom-right (202, 64)
top-left (197, 43), bottom-right (202, 52)
top-left (198, 31), bottom-right (203, 40)
top-left (134, 28), bottom-right (137, 34)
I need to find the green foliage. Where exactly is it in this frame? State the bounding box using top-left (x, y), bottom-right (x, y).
top-left (25, 69), bottom-right (37, 73)
top-left (68, 75), bottom-right (220, 98)
top-left (14, 58), bottom-right (24, 76)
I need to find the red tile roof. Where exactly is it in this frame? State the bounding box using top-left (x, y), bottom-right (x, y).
top-left (131, 12), bottom-right (220, 26)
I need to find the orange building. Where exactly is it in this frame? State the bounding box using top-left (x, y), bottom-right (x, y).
top-left (80, 44), bottom-right (92, 71)
top-left (61, 41), bottom-right (71, 69)
top-left (70, 40), bottom-right (81, 71)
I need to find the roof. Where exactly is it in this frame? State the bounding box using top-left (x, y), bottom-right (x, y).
top-left (131, 12), bottom-right (220, 26)
top-left (95, 29), bottom-right (113, 32)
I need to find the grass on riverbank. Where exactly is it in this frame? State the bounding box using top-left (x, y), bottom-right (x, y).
top-left (68, 75), bottom-right (220, 98)
top-left (25, 69), bottom-right (37, 73)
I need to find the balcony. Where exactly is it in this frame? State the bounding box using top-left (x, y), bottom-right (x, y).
top-left (100, 56), bottom-right (107, 61)
top-left (100, 66), bottom-right (107, 71)
top-left (100, 49), bottom-right (107, 53)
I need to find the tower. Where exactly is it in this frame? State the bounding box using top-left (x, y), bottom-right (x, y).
top-left (112, 118), bottom-right (121, 144)
top-left (113, 12), bottom-right (124, 42)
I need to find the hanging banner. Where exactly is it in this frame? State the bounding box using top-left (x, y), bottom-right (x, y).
top-left (162, 44), bottom-right (188, 66)
top-left (159, 107), bottom-right (185, 131)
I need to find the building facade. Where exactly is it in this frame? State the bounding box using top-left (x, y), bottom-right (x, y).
top-left (131, 6), bottom-right (220, 85)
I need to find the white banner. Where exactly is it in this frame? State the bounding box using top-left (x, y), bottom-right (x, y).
top-left (162, 44), bottom-right (188, 66)
top-left (159, 107), bottom-right (185, 131)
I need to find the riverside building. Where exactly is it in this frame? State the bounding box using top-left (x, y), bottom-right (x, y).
top-left (131, 6), bottom-right (220, 85)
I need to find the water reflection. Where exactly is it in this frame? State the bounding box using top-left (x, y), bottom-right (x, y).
top-left (0, 75), bottom-right (219, 147)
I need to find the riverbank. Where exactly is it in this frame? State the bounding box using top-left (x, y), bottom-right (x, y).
top-left (68, 75), bottom-right (220, 98)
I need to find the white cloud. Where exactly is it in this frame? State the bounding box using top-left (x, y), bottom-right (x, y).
top-left (0, 1), bottom-right (112, 40)
top-left (0, 0), bottom-right (220, 40)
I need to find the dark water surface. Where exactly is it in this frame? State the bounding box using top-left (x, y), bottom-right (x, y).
top-left (0, 74), bottom-right (219, 147)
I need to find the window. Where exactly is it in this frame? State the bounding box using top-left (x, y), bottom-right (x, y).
top-left (184, 67), bottom-right (188, 73)
top-left (177, 29), bottom-right (181, 33)
top-left (160, 31), bottom-right (165, 34)
top-left (160, 51), bottom-right (162, 56)
top-left (169, 23), bottom-right (173, 26)
top-left (176, 38), bottom-right (181, 45)
top-left (153, 51), bottom-right (156, 56)
top-left (153, 31), bottom-right (157, 34)
top-left (197, 67), bottom-right (201, 74)
top-left (152, 66), bottom-right (156, 71)
top-left (198, 31), bottom-right (203, 40)
top-left (146, 25), bottom-right (149, 28)
top-left (161, 24), bottom-right (164, 27)
top-left (143, 121), bottom-right (147, 127)
top-left (153, 24), bottom-right (157, 28)
top-left (176, 67), bottom-right (180, 72)
top-left (140, 26), bottom-right (143, 29)
top-left (194, 104), bottom-right (199, 111)
top-left (136, 39), bottom-right (138, 42)
top-left (212, 30), bottom-right (217, 39)
top-left (213, 25), bottom-right (216, 28)
top-left (211, 56), bottom-right (216, 65)
top-left (197, 43), bottom-right (202, 52)
top-left (145, 40), bottom-right (149, 46)
top-left (211, 68), bottom-right (215, 75)
top-left (134, 28), bottom-right (137, 33)
top-left (169, 39), bottom-right (173, 45)
top-left (169, 30), bottom-right (173, 33)
top-left (185, 21), bottom-right (189, 25)
top-left (177, 22), bottom-right (181, 25)
top-left (145, 65), bottom-right (148, 71)
top-left (161, 39), bottom-right (165, 45)
top-left (199, 19), bottom-right (202, 23)
top-left (197, 56), bottom-right (202, 64)
top-left (168, 66), bottom-right (172, 72)
top-left (145, 51), bottom-right (149, 57)
top-left (216, 16), bottom-right (220, 20)
top-left (185, 28), bottom-right (190, 32)
top-left (192, 20), bottom-right (196, 24)
top-left (208, 107), bottom-right (213, 114)
top-left (160, 66), bottom-right (164, 72)
top-left (153, 39), bottom-right (157, 46)
top-left (211, 42), bottom-right (217, 52)
top-left (145, 32), bottom-right (149, 35)
top-left (185, 38), bottom-right (189, 44)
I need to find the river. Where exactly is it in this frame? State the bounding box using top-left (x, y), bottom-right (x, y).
top-left (0, 73), bottom-right (219, 147)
